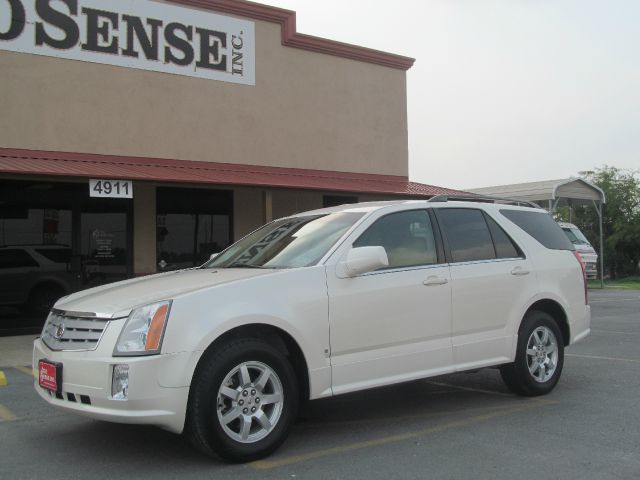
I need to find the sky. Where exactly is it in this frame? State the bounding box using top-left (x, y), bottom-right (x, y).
top-left (261, 0), bottom-right (639, 190)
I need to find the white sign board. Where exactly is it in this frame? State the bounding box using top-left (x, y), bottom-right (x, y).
top-left (0, 0), bottom-right (255, 85)
top-left (89, 179), bottom-right (133, 198)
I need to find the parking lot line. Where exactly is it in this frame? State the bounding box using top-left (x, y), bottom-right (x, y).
top-left (0, 371), bottom-right (6, 386)
top-left (0, 404), bottom-right (17, 422)
top-left (14, 366), bottom-right (34, 378)
top-left (566, 353), bottom-right (640, 364)
top-left (251, 401), bottom-right (551, 470)
top-left (589, 297), bottom-right (639, 303)
top-left (591, 329), bottom-right (639, 335)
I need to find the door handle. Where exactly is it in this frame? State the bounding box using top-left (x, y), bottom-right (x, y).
top-left (423, 276), bottom-right (448, 286)
top-left (511, 267), bottom-right (530, 276)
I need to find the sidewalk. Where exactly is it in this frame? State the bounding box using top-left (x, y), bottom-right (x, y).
top-left (0, 335), bottom-right (35, 367)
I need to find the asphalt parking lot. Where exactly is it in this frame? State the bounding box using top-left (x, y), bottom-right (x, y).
top-left (1, 289), bottom-right (639, 480)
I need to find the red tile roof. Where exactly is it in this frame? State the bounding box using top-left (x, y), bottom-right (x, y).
top-left (0, 148), bottom-right (463, 198)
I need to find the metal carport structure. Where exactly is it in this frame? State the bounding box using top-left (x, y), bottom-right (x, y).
top-left (469, 178), bottom-right (607, 287)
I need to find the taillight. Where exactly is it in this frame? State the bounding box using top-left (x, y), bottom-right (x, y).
top-left (573, 251), bottom-right (588, 304)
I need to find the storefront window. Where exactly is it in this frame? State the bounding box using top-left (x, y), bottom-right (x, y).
top-left (323, 195), bottom-right (358, 208)
top-left (156, 187), bottom-right (233, 271)
top-left (0, 180), bottom-right (131, 333)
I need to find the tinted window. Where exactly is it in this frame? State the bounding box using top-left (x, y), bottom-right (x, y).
top-left (35, 248), bottom-right (72, 263)
top-left (0, 249), bottom-right (39, 269)
top-left (501, 210), bottom-right (574, 250)
top-left (485, 215), bottom-right (521, 259)
top-left (354, 210), bottom-right (438, 269)
top-left (437, 209), bottom-right (495, 262)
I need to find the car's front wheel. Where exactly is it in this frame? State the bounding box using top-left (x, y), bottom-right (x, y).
top-left (501, 311), bottom-right (565, 396)
top-left (186, 338), bottom-right (299, 462)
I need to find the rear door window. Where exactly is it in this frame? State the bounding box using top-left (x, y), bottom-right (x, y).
top-left (436, 209), bottom-right (495, 262)
top-left (501, 210), bottom-right (574, 250)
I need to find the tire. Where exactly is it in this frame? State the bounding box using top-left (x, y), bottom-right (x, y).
top-left (185, 338), bottom-right (299, 462)
top-left (500, 311), bottom-right (565, 396)
top-left (27, 283), bottom-right (65, 316)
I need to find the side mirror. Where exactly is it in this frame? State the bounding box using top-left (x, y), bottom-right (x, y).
top-left (209, 253), bottom-right (219, 261)
top-left (337, 246), bottom-right (389, 278)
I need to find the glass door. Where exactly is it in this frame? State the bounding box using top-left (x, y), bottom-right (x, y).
top-left (78, 198), bottom-right (132, 289)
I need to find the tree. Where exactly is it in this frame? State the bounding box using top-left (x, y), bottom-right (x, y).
top-left (557, 166), bottom-right (640, 278)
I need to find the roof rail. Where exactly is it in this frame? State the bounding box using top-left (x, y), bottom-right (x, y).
top-left (427, 194), bottom-right (542, 209)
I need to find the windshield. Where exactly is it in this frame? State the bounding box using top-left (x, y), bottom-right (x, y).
top-left (562, 227), bottom-right (591, 246)
top-left (203, 212), bottom-right (365, 269)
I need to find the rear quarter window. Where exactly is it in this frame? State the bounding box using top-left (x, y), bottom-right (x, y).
top-left (500, 210), bottom-right (574, 250)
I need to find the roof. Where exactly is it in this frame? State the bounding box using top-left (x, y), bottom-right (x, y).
top-left (292, 200), bottom-right (416, 216)
top-left (170, 0), bottom-right (415, 70)
top-left (0, 148), bottom-right (463, 198)
top-left (468, 178), bottom-right (606, 205)
top-left (295, 197), bottom-right (543, 218)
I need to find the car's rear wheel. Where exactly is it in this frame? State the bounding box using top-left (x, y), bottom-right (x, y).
top-left (186, 338), bottom-right (299, 462)
top-left (501, 311), bottom-right (564, 396)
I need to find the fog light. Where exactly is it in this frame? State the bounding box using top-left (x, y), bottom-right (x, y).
top-left (111, 364), bottom-right (129, 401)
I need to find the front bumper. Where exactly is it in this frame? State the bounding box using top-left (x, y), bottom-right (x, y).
top-left (32, 335), bottom-right (192, 434)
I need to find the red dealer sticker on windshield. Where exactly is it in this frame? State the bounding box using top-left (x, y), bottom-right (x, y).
top-left (38, 360), bottom-right (61, 392)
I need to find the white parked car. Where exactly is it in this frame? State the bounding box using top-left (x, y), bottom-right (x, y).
top-left (558, 222), bottom-right (598, 279)
top-left (33, 197), bottom-right (591, 462)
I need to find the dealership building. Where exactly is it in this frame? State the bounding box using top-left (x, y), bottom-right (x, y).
top-left (0, 0), bottom-right (460, 314)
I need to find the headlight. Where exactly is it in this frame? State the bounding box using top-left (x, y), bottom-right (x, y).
top-left (113, 301), bottom-right (172, 356)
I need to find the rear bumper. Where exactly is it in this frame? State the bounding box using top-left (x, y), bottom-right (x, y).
top-left (569, 305), bottom-right (591, 345)
top-left (33, 339), bottom-right (190, 434)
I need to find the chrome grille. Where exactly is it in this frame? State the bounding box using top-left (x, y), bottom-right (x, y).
top-left (42, 311), bottom-right (110, 351)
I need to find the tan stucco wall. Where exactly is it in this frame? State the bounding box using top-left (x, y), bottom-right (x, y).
top-left (133, 182), bottom-right (157, 274)
top-left (271, 190), bottom-right (401, 219)
top-left (272, 189), bottom-right (324, 219)
top-left (229, 186), bottom-right (404, 241)
top-left (234, 187), bottom-right (264, 239)
top-left (0, 18), bottom-right (408, 176)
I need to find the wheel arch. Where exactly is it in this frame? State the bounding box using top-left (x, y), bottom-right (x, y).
top-left (524, 299), bottom-right (570, 346)
top-left (190, 323), bottom-right (311, 404)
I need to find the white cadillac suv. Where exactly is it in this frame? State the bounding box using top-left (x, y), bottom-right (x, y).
top-left (33, 197), bottom-right (590, 462)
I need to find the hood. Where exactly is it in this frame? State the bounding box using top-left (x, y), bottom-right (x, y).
top-left (55, 268), bottom-right (271, 317)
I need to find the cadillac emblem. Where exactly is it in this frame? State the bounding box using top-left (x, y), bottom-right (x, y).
top-left (54, 323), bottom-right (65, 340)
